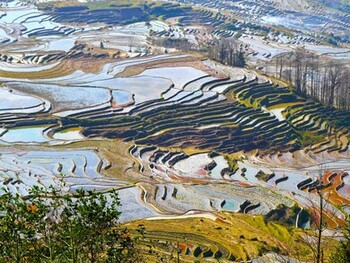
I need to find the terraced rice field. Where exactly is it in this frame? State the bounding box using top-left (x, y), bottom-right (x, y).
top-left (0, 0), bottom-right (349, 261)
top-left (0, 148), bottom-right (127, 195)
top-left (0, 0), bottom-right (77, 47)
top-left (1, 46), bottom-right (349, 225)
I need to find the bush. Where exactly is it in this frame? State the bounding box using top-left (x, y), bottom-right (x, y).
top-left (330, 218), bottom-right (350, 263)
top-left (0, 187), bottom-right (144, 263)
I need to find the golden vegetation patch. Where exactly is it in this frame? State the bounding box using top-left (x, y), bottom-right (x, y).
top-left (266, 102), bottom-right (303, 111)
top-left (224, 152), bottom-right (244, 171)
top-left (0, 60), bottom-right (74, 79)
top-left (158, 146), bottom-right (209, 156)
top-left (125, 212), bottom-right (330, 262)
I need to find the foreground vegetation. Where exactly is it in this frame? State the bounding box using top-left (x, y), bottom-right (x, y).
top-left (0, 187), bottom-right (143, 263)
top-left (0, 184), bottom-right (348, 262)
top-left (331, 218), bottom-right (350, 263)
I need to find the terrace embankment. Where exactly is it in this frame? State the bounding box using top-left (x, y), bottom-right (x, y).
top-left (115, 54), bottom-right (217, 78)
top-left (56, 139), bottom-right (144, 183)
top-left (0, 43), bottom-right (127, 78)
top-left (79, 76), bottom-right (302, 154)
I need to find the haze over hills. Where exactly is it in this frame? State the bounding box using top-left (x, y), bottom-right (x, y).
top-left (318, 0), bottom-right (350, 12)
top-left (272, 0), bottom-right (350, 12)
top-left (0, 0), bottom-right (349, 262)
top-left (178, 0), bottom-right (350, 41)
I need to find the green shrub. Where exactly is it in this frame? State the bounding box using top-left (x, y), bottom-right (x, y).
top-left (0, 187), bottom-right (143, 263)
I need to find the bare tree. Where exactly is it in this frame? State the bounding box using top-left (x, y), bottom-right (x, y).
top-left (128, 37), bottom-right (134, 52)
top-left (270, 49), bottom-right (350, 110)
top-left (208, 38), bottom-right (246, 67)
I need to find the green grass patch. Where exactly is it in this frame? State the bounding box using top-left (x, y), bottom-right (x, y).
top-left (256, 170), bottom-right (275, 182)
top-left (296, 131), bottom-right (327, 147)
top-left (224, 154), bottom-right (242, 172)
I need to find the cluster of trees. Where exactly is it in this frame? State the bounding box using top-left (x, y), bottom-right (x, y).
top-left (272, 49), bottom-right (350, 110)
top-left (151, 36), bottom-right (247, 68)
top-left (151, 37), bottom-right (193, 50)
top-left (208, 38), bottom-right (246, 67)
top-left (0, 187), bottom-right (143, 263)
top-left (331, 219), bottom-right (350, 263)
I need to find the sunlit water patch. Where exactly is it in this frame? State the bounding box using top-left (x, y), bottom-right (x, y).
top-left (140, 67), bottom-right (208, 89)
top-left (0, 126), bottom-right (49, 144)
top-left (0, 87), bottom-right (47, 113)
top-left (7, 82), bottom-right (111, 112)
top-left (52, 127), bottom-right (85, 141)
top-left (45, 38), bottom-right (75, 52)
top-left (90, 76), bottom-right (172, 104)
top-left (112, 90), bottom-right (133, 106)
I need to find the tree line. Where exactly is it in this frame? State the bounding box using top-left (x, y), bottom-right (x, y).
top-left (0, 187), bottom-right (143, 263)
top-left (271, 48), bottom-right (350, 110)
top-left (207, 38), bottom-right (246, 67)
top-left (150, 36), bottom-right (247, 68)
